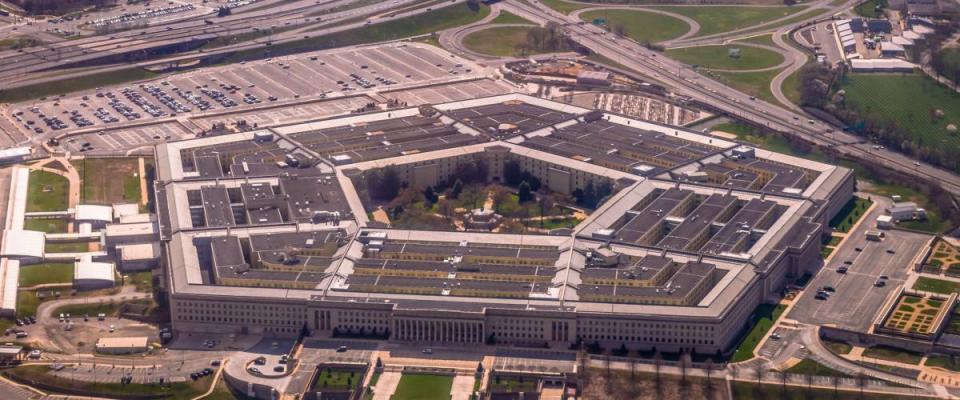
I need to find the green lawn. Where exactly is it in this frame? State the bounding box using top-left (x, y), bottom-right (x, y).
top-left (73, 158), bottom-right (142, 204)
top-left (855, 0), bottom-right (886, 17)
top-left (925, 355), bottom-right (960, 372)
top-left (312, 368), bottom-right (360, 391)
top-left (913, 276), bottom-right (960, 295)
top-left (828, 196), bottom-right (872, 233)
top-left (227, 3), bottom-right (490, 63)
top-left (19, 263), bottom-right (73, 287)
top-left (0, 67), bottom-right (159, 103)
top-left (711, 68), bottom-right (780, 104)
top-left (45, 242), bottom-right (93, 253)
top-left (864, 181), bottom-right (947, 233)
top-left (3, 365), bottom-right (208, 399)
top-left (27, 170), bottom-right (69, 212)
top-left (823, 339), bottom-right (853, 355)
top-left (16, 291), bottom-right (40, 318)
top-left (490, 375), bottom-right (538, 393)
top-left (666, 45), bottom-right (784, 70)
top-left (841, 73), bottom-right (960, 170)
top-left (580, 9), bottom-right (690, 44)
top-left (537, 0), bottom-right (591, 14)
top-left (126, 271), bottom-right (154, 293)
top-left (781, 59), bottom-right (811, 105)
top-left (712, 122), bottom-right (829, 162)
top-left (392, 374), bottom-right (453, 400)
top-left (735, 34), bottom-right (776, 47)
top-left (786, 359), bottom-right (851, 377)
top-left (862, 345), bottom-right (923, 365)
top-left (463, 26), bottom-right (546, 57)
top-left (651, 5), bottom-right (804, 38)
top-left (24, 218), bottom-right (68, 233)
top-left (731, 381), bottom-right (918, 399)
top-left (491, 10), bottom-right (533, 24)
top-left (730, 303), bottom-right (786, 362)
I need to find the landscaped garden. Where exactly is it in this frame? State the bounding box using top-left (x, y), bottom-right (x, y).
top-left (312, 367), bottom-right (362, 391)
top-left (730, 303), bottom-right (786, 362)
top-left (27, 170), bottom-right (69, 212)
top-left (363, 160), bottom-right (610, 233)
top-left (883, 295), bottom-right (945, 335)
top-left (923, 239), bottom-right (960, 276)
top-left (391, 374), bottom-right (453, 400)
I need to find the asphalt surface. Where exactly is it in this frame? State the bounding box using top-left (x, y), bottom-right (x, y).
top-left (788, 198), bottom-right (934, 332)
top-left (506, 0), bottom-right (960, 197)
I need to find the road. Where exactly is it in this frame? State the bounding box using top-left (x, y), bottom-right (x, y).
top-left (505, 0), bottom-right (960, 197)
top-left (0, 0), bottom-right (428, 87)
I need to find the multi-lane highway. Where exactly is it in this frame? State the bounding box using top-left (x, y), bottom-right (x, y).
top-left (0, 0), bottom-right (426, 87)
top-left (505, 0), bottom-right (960, 196)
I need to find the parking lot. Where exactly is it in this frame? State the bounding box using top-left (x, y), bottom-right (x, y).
top-left (383, 79), bottom-right (513, 105)
top-left (59, 121), bottom-right (194, 155)
top-left (788, 200), bottom-right (935, 332)
top-left (188, 95), bottom-right (375, 131)
top-left (10, 43), bottom-right (487, 151)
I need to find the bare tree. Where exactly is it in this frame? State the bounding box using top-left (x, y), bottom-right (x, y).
top-left (680, 351), bottom-right (690, 386)
top-left (603, 350), bottom-right (613, 395)
top-left (857, 371), bottom-right (867, 398)
top-left (653, 350), bottom-right (663, 395)
top-left (753, 363), bottom-right (765, 387)
top-left (778, 369), bottom-right (788, 394)
top-left (832, 373), bottom-right (841, 395)
top-left (805, 371), bottom-right (814, 394)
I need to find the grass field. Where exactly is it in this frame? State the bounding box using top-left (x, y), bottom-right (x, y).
top-left (786, 359), bottom-right (851, 377)
top-left (45, 242), bottom-right (93, 253)
top-left (580, 9), bottom-right (689, 44)
top-left (651, 5), bottom-right (804, 37)
top-left (24, 218), bottom-right (68, 233)
top-left (731, 381), bottom-right (916, 399)
top-left (0, 67), bottom-right (159, 103)
top-left (19, 263), bottom-right (73, 287)
top-left (537, 0), bottom-right (590, 14)
top-left (828, 196), bottom-right (872, 233)
top-left (925, 355), bottom-right (960, 372)
top-left (27, 170), bottom-right (69, 212)
top-left (666, 45), bottom-right (784, 70)
top-left (491, 10), bottom-right (533, 24)
top-left (841, 73), bottom-right (960, 165)
top-left (864, 181), bottom-right (947, 232)
top-left (913, 276), bottom-right (960, 295)
top-left (312, 368), bottom-right (360, 391)
top-left (3, 365), bottom-right (208, 399)
top-left (855, 0), bottom-right (886, 17)
top-left (862, 345), bottom-right (923, 365)
top-left (730, 303), bottom-right (786, 362)
top-left (73, 158), bottom-right (141, 205)
top-left (712, 122), bottom-right (830, 162)
top-left (822, 339), bottom-right (853, 355)
top-left (463, 26), bottom-right (544, 57)
top-left (229, 3), bottom-right (490, 63)
top-left (711, 68), bottom-right (780, 103)
top-left (391, 374), bottom-right (453, 400)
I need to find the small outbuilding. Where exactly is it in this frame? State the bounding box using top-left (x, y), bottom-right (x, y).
top-left (96, 337), bottom-right (149, 355)
top-left (74, 260), bottom-right (116, 290)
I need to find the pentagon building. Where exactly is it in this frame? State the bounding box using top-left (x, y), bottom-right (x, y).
top-left (154, 93), bottom-right (853, 355)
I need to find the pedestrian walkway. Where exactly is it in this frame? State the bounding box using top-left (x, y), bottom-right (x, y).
top-left (371, 371), bottom-right (401, 400)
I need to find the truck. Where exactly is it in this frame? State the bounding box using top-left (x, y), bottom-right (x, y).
top-left (866, 230), bottom-right (885, 241)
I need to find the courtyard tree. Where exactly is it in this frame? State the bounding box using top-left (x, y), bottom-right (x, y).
top-left (518, 181), bottom-right (533, 203)
top-left (450, 179), bottom-right (464, 199)
top-left (366, 167), bottom-right (401, 201)
top-left (423, 185), bottom-right (438, 204)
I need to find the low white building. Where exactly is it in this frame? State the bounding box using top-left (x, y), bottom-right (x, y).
top-left (96, 337), bottom-right (149, 354)
top-left (0, 259), bottom-right (19, 317)
top-left (74, 259), bottom-right (116, 290)
top-left (75, 205), bottom-right (114, 228)
top-left (105, 222), bottom-right (160, 247)
top-left (876, 214), bottom-right (894, 229)
top-left (886, 201), bottom-right (926, 222)
top-left (0, 230), bottom-right (45, 263)
top-left (117, 243), bottom-right (160, 272)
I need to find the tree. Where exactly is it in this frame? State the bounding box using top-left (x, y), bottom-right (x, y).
top-left (518, 181), bottom-right (533, 203)
top-left (366, 167), bottom-right (401, 201)
top-left (450, 179), bottom-right (464, 199)
top-left (466, 0), bottom-right (480, 12)
top-left (503, 160), bottom-right (523, 186)
top-left (423, 185), bottom-right (438, 204)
